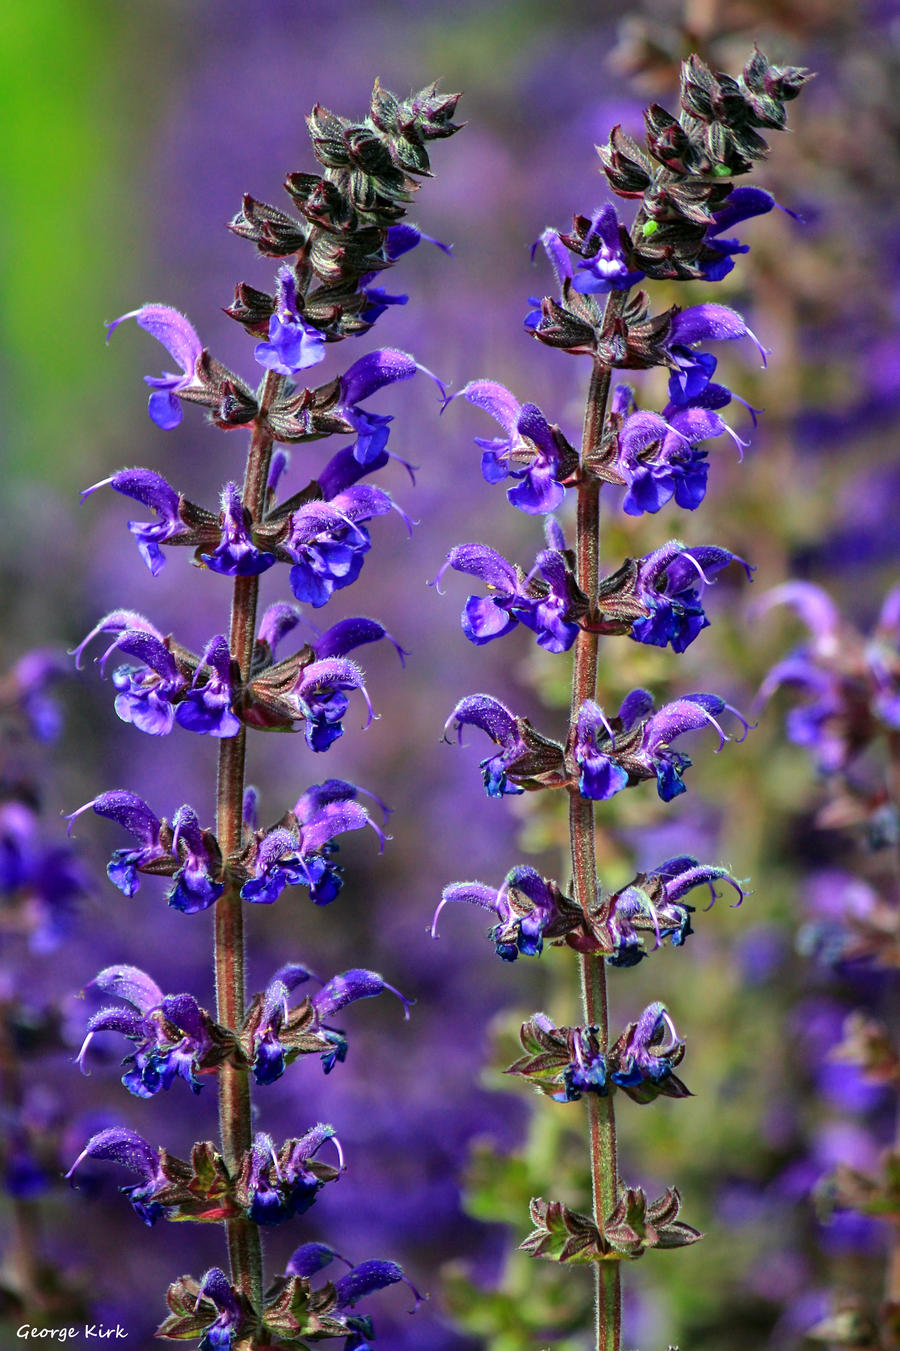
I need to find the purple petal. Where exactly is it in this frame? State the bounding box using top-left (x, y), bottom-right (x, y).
top-left (431, 882), bottom-right (505, 938)
top-left (458, 380), bottom-right (522, 439)
top-left (88, 964), bottom-right (164, 1013)
top-left (340, 349), bottom-right (418, 406)
top-left (106, 305), bottom-right (202, 377)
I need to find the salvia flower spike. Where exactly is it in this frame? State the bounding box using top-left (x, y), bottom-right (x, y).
top-left (436, 46), bottom-right (807, 1351)
top-left (70, 78), bottom-right (460, 1346)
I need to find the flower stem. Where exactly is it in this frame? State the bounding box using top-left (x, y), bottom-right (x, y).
top-left (569, 348), bottom-right (620, 1351)
top-left (214, 369), bottom-right (281, 1312)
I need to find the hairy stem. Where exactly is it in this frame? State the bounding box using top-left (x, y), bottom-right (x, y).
top-left (215, 369), bottom-right (281, 1312)
top-left (569, 350), bottom-right (619, 1351)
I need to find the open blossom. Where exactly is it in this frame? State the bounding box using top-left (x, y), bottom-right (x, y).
top-left (630, 542), bottom-right (753, 652)
top-left (454, 380), bottom-right (577, 514)
top-left (283, 446), bottom-right (410, 606)
top-left (254, 264), bottom-right (326, 375)
top-left (240, 779), bottom-right (387, 907)
top-left (336, 349), bottom-right (421, 465)
top-left (596, 857), bottom-right (746, 966)
top-left (574, 689), bottom-right (751, 802)
top-left (66, 790), bottom-right (223, 913)
top-left (106, 304), bottom-right (203, 430)
top-left (238, 1125), bottom-right (342, 1226)
top-left (81, 468), bottom-right (200, 576)
top-left (432, 865), bottom-right (579, 960)
top-left (66, 1127), bottom-right (169, 1226)
top-left (433, 534), bottom-right (582, 652)
top-left (77, 964), bottom-right (221, 1098)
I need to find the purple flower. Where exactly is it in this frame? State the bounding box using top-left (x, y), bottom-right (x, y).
top-left (454, 380), bottom-right (575, 514)
top-left (434, 536), bottom-right (581, 653)
top-left (573, 699), bottom-right (631, 800)
top-left (77, 964), bottom-right (216, 1098)
top-left (334, 1259), bottom-right (423, 1314)
top-left (240, 779), bottom-right (387, 908)
top-left (201, 482), bottom-right (276, 577)
top-left (432, 865), bottom-right (574, 960)
top-left (699, 187), bottom-right (797, 282)
top-left (444, 694), bottom-right (529, 798)
top-left (81, 468), bottom-right (193, 576)
top-left (106, 304), bottom-right (203, 430)
top-left (168, 805), bottom-right (226, 913)
top-left (66, 790), bottom-right (168, 897)
top-left (66, 1126), bottom-right (168, 1226)
top-left (242, 1125), bottom-right (342, 1226)
top-left (254, 265), bottom-right (326, 375)
top-left (631, 542), bottom-right (753, 652)
top-left (616, 400), bottom-right (746, 517)
top-left (634, 692), bottom-right (751, 801)
top-left (174, 635), bottom-right (241, 738)
top-left (601, 856), bottom-right (745, 966)
top-left (195, 1269), bottom-right (243, 1351)
top-left (610, 1002), bottom-right (685, 1092)
top-left (74, 610), bottom-right (187, 736)
top-left (66, 791), bottom-right (223, 912)
top-left (570, 205), bottom-right (645, 294)
top-left (284, 476), bottom-right (404, 608)
top-left (665, 302), bottom-right (768, 406)
top-left (574, 691), bottom-right (750, 802)
top-left (337, 349), bottom-right (420, 465)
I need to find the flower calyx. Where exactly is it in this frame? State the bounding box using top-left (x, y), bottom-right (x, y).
top-left (520, 1187), bottom-right (701, 1265)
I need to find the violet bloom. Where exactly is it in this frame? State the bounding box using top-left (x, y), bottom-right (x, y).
top-left (444, 694), bottom-right (529, 798)
top-left (554, 1024), bottom-right (609, 1103)
top-left (631, 542), bottom-right (752, 652)
top-left (65, 790), bottom-right (169, 897)
top-left (240, 779), bottom-right (386, 908)
top-left (570, 205), bottom-right (645, 294)
top-left (6, 648), bottom-right (68, 743)
top-left (75, 611), bottom-right (187, 737)
top-left (575, 690), bottom-right (749, 802)
top-left (337, 349), bottom-right (421, 465)
top-left (254, 265), bottom-right (326, 375)
top-left (66, 791), bottom-right (222, 912)
top-left (573, 698), bottom-right (632, 801)
top-left (106, 304), bottom-right (203, 430)
top-left (168, 805), bottom-right (226, 913)
top-left (616, 399), bottom-right (746, 517)
top-left (81, 468), bottom-right (195, 576)
top-left (241, 1125), bottom-right (342, 1226)
top-left (455, 380), bottom-right (575, 514)
top-left (66, 1126), bottom-right (168, 1226)
top-left (664, 302), bottom-right (768, 406)
top-left (434, 539), bottom-right (580, 653)
top-left (284, 470), bottom-right (405, 608)
top-left (77, 964), bottom-right (216, 1098)
top-left (433, 866), bottom-right (572, 960)
top-left (194, 1268), bottom-right (243, 1351)
top-left (631, 692), bottom-right (751, 801)
top-left (174, 635), bottom-right (241, 738)
top-left (699, 186), bottom-right (777, 281)
top-left (603, 856), bottom-right (745, 966)
top-left (610, 1003), bottom-right (685, 1094)
top-left (202, 482), bottom-right (276, 577)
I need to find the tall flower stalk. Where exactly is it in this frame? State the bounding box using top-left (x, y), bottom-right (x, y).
top-left (65, 82), bottom-right (460, 1348)
top-left (434, 49), bottom-right (809, 1350)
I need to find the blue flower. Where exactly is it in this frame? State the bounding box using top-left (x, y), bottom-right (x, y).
top-left (77, 964), bottom-right (217, 1098)
top-left (106, 305), bottom-right (203, 430)
top-left (254, 265), bottom-right (326, 376)
top-left (454, 380), bottom-right (576, 514)
top-left (66, 1127), bottom-right (169, 1226)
